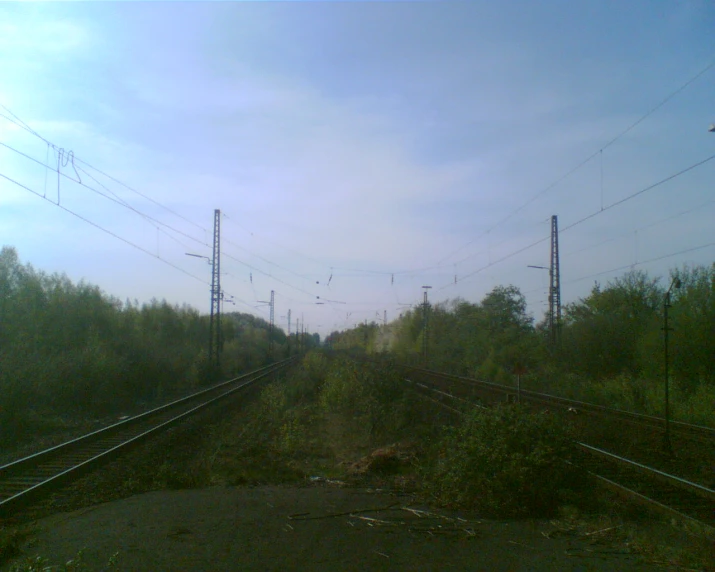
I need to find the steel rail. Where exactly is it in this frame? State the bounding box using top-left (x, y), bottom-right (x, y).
top-left (0, 359), bottom-right (291, 480)
top-left (404, 377), bottom-right (715, 536)
top-left (398, 363), bottom-right (715, 442)
top-left (576, 442), bottom-right (715, 503)
top-left (0, 359), bottom-right (296, 516)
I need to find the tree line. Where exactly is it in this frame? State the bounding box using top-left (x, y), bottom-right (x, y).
top-left (0, 246), bottom-right (311, 445)
top-left (327, 264), bottom-right (714, 424)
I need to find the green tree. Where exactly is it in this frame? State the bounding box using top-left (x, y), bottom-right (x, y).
top-left (561, 270), bottom-right (662, 378)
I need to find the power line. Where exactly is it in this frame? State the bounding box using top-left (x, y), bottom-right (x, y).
top-left (223, 214), bottom-right (330, 269)
top-left (561, 151), bottom-right (715, 234)
top-left (4, 51), bottom-right (714, 288)
top-left (565, 241), bottom-right (715, 286)
top-left (431, 56), bottom-right (715, 267)
top-left (0, 107), bottom-right (49, 144)
top-left (0, 171), bottom-right (210, 286)
top-left (2, 109), bottom-right (335, 315)
top-left (2, 125), bottom-right (335, 301)
top-left (436, 150), bottom-right (714, 292)
top-left (223, 236), bottom-right (311, 281)
top-left (2, 168), bottom-right (261, 313)
top-left (8, 133), bottom-right (331, 303)
top-left (562, 197), bottom-right (715, 259)
top-left (1, 104), bottom-right (206, 233)
top-left (0, 140), bottom-right (212, 253)
top-left (436, 234), bottom-right (550, 291)
top-left (222, 251), bottom-right (323, 303)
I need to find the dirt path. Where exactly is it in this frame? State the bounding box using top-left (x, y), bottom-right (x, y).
top-left (6, 484), bottom-right (660, 571)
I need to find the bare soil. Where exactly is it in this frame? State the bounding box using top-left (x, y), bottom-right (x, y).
top-left (4, 483), bottom-right (661, 571)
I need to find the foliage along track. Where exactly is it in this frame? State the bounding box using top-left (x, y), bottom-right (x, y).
top-left (405, 376), bottom-right (715, 538)
top-left (0, 359), bottom-right (296, 519)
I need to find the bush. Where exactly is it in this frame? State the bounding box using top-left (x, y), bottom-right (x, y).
top-left (282, 351), bottom-right (328, 404)
top-left (423, 405), bottom-right (580, 517)
top-left (318, 359), bottom-right (412, 440)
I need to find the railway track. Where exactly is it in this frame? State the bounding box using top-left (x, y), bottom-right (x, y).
top-left (0, 359), bottom-right (295, 517)
top-left (405, 377), bottom-right (715, 537)
top-left (399, 363), bottom-right (715, 444)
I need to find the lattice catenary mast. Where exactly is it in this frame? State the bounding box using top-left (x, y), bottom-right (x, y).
top-left (549, 215), bottom-right (561, 347)
top-left (209, 209), bottom-right (221, 369)
top-left (268, 290), bottom-right (275, 359)
top-left (421, 286), bottom-right (432, 366)
top-left (287, 309), bottom-right (291, 357)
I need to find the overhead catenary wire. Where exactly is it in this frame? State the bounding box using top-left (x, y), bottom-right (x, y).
top-left (1, 143), bottom-right (269, 311)
top-left (223, 236), bottom-right (312, 282)
top-left (562, 197), bottom-right (715, 259)
top-left (3, 99), bottom-right (713, 331)
top-left (223, 213), bottom-right (331, 269)
top-left (436, 149), bottom-right (715, 292)
top-left (0, 140), bottom-right (213, 255)
top-left (1, 124), bottom-right (339, 306)
top-left (560, 152), bottom-right (715, 234)
top-left (5, 48), bottom-right (715, 277)
top-left (1, 104), bottom-right (206, 233)
top-left (3, 110), bottom-right (441, 325)
top-left (431, 55), bottom-right (715, 269)
top-left (0, 171), bottom-right (210, 286)
top-left (564, 241), bottom-right (715, 286)
top-left (436, 235), bottom-right (550, 291)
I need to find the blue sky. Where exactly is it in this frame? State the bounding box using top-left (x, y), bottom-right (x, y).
top-left (1, 1), bottom-right (714, 337)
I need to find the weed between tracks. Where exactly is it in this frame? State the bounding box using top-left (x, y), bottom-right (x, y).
top-left (5, 352), bottom-right (712, 570)
top-left (202, 352), bottom-right (436, 487)
top-left (194, 353), bottom-right (585, 520)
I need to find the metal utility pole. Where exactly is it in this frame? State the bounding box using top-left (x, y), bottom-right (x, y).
top-left (549, 215), bottom-right (562, 348)
top-left (422, 286), bottom-right (432, 366)
top-left (287, 309), bottom-right (292, 357)
top-left (384, 310), bottom-right (387, 326)
top-left (209, 209), bottom-right (222, 370)
top-left (662, 277), bottom-right (681, 456)
top-left (294, 318), bottom-right (298, 353)
top-left (269, 290), bottom-right (275, 359)
top-left (257, 291), bottom-right (275, 360)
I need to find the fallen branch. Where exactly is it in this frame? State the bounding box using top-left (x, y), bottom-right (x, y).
top-left (288, 502), bottom-right (401, 520)
top-left (584, 525), bottom-right (623, 536)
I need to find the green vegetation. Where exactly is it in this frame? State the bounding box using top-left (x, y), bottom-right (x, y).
top-left (422, 405), bottom-right (579, 517)
top-left (0, 246), bottom-right (305, 452)
top-left (329, 264), bottom-right (715, 425)
top-left (9, 550), bottom-right (119, 571)
top-left (189, 355), bottom-right (579, 520)
top-left (0, 526), bottom-right (33, 565)
top-left (196, 353), bottom-right (430, 486)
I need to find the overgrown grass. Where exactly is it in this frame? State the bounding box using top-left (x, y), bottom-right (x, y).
top-left (451, 360), bottom-right (715, 427)
top-left (182, 353), bottom-right (433, 487)
top-left (523, 370), bottom-right (715, 426)
top-left (318, 358), bottom-right (419, 443)
top-left (6, 353), bottom-right (709, 570)
top-left (8, 550), bottom-right (120, 571)
top-left (551, 503), bottom-right (715, 572)
top-left (420, 405), bottom-right (582, 517)
top-left (0, 526), bottom-right (33, 565)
